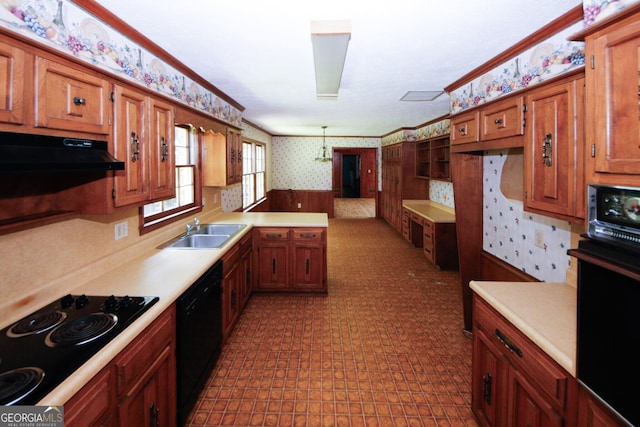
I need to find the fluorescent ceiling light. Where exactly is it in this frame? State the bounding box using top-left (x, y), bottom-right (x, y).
top-left (400, 91), bottom-right (444, 101)
top-left (311, 20), bottom-right (351, 99)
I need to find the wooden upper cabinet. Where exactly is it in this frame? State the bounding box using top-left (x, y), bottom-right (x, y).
top-left (149, 97), bottom-right (175, 201)
top-left (201, 126), bottom-right (243, 187)
top-left (524, 74), bottom-right (585, 222)
top-left (227, 128), bottom-right (243, 185)
top-left (113, 84), bottom-right (148, 207)
top-left (481, 95), bottom-right (524, 141)
top-left (112, 84), bottom-right (176, 207)
top-left (0, 38), bottom-right (25, 125)
top-left (451, 110), bottom-right (480, 145)
top-left (35, 56), bottom-right (110, 134)
top-left (585, 13), bottom-right (640, 185)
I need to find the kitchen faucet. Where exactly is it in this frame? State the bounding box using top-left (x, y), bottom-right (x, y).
top-left (185, 217), bottom-right (200, 236)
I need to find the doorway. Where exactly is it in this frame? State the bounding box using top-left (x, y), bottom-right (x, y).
top-left (342, 154), bottom-right (360, 198)
top-left (332, 148), bottom-right (377, 218)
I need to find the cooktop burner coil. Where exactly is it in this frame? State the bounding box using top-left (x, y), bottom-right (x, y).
top-left (0, 367), bottom-right (45, 406)
top-left (6, 311), bottom-right (67, 338)
top-left (45, 313), bottom-right (118, 347)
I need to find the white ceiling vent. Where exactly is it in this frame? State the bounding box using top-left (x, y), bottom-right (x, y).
top-left (400, 91), bottom-right (444, 101)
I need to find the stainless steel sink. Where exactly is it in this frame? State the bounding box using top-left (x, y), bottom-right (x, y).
top-left (164, 234), bottom-right (231, 249)
top-left (161, 223), bottom-right (247, 249)
top-left (195, 223), bottom-right (246, 236)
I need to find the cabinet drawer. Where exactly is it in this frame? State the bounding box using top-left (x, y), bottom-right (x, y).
top-left (114, 307), bottom-right (175, 396)
top-left (474, 297), bottom-right (568, 409)
top-left (409, 212), bottom-right (423, 224)
top-left (481, 96), bottom-right (524, 141)
top-left (292, 228), bottom-right (324, 242)
top-left (257, 228), bottom-right (290, 241)
top-left (240, 232), bottom-right (252, 253)
top-left (35, 57), bottom-right (110, 134)
top-left (451, 111), bottom-right (480, 145)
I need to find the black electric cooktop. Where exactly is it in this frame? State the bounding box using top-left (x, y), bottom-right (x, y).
top-left (0, 293), bottom-right (158, 405)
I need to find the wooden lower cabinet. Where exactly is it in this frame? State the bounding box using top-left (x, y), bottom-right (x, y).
top-left (64, 306), bottom-right (176, 427)
top-left (254, 227), bottom-right (327, 293)
top-left (472, 296), bottom-right (577, 427)
top-left (222, 232), bottom-right (253, 340)
top-left (577, 385), bottom-right (632, 427)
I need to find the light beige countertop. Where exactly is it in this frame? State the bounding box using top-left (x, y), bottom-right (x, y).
top-left (34, 212), bottom-right (328, 405)
top-left (470, 280), bottom-right (577, 376)
top-left (402, 200), bottom-right (456, 223)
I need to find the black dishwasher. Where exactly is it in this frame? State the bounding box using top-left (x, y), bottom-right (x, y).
top-left (176, 259), bottom-right (223, 426)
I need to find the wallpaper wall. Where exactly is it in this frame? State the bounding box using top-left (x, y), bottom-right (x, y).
top-left (483, 150), bottom-right (572, 283)
top-left (271, 136), bottom-right (381, 190)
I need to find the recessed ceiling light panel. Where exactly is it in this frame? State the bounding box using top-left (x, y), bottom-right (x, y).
top-left (400, 91), bottom-right (444, 101)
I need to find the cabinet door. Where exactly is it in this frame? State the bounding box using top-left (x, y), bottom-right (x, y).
top-left (113, 85), bottom-right (148, 207)
top-left (473, 327), bottom-right (508, 427)
top-left (64, 367), bottom-right (115, 427)
top-left (35, 57), bottom-right (109, 134)
top-left (222, 260), bottom-right (240, 338)
top-left (525, 77), bottom-right (584, 221)
top-left (256, 244), bottom-right (289, 290)
top-left (578, 385), bottom-right (630, 427)
top-left (0, 39), bottom-right (25, 125)
top-left (149, 97), bottom-right (175, 201)
top-left (292, 243), bottom-right (324, 290)
top-left (508, 368), bottom-right (563, 427)
top-left (118, 345), bottom-right (176, 427)
top-left (240, 239), bottom-right (253, 308)
top-left (588, 18), bottom-right (640, 177)
top-left (227, 128), bottom-right (243, 185)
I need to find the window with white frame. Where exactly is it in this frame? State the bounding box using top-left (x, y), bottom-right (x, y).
top-left (242, 140), bottom-right (266, 209)
top-left (142, 125), bottom-right (199, 227)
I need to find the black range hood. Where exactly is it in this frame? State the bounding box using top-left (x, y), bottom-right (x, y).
top-left (0, 131), bottom-right (125, 173)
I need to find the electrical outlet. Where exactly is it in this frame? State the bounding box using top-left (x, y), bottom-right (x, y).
top-left (202, 197), bottom-right (206, 206)
top-left (534, 229), bottom-right (544, 248)
top-left (115, 221), bottom-right (128, 240)
top-left (297, 203), bottom-right (302, 209)
top-left (214, 193), bottom-right (218, 204)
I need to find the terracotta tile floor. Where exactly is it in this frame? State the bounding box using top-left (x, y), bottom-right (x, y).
top-left (186, 218), bottom-right (478, 426)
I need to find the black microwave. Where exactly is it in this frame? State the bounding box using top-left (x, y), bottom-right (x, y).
top-left (587, 184), bottom-right (640, 250)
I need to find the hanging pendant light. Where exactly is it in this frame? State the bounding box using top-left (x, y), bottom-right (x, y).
top-left (315, 126), bottom-right (331, 162)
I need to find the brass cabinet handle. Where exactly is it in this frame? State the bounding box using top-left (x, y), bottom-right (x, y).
top-left (160, 136), bottom-right (168, 162)
top-left (73, 96), bottom-right (86, 106)
top-left (482, 373), bottom-right (493, 405)
top-left (266, 233), bottom-right (282, 238)
top-left (542, 133), bottom-right (553, 167)
top-left (130, 131), bottom-right (139, 162)
top-left (458, 127), bottom-right (467, 136)
top-left (494, 328), bottom-right (523, 357)
top-left (494, 118), bottom-right (503, 125)
top-left (300, 233), bottom-right (316, 238)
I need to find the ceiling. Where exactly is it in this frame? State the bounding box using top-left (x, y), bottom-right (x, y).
top-left (95, 0), bottom-right (582, 137)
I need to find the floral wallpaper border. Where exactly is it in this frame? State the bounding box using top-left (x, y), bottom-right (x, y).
top-left (449, 22), bottom-right (585, 114)
top-left (381, 119), bottom-right (450, 146)
top-left (0, 0), bottom-right (242, 127)
top-left (583, 0), bottom-right (640, 25)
